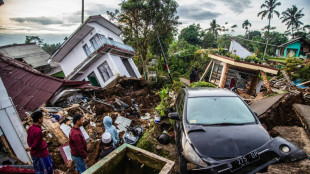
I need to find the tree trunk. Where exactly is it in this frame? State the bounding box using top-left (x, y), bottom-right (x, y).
top-left (292, 27), bottom-right (294, 39)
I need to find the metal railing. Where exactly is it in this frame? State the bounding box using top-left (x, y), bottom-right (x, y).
top-left (85, 37), bottom-right (134, 56)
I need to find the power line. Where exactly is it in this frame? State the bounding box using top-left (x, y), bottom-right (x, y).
top-left (233, 36), bottom-right (280, 47)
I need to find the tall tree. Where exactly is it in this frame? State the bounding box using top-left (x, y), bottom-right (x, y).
top-left (207, 19), bottom-right (221, 39)
top-left (25, 36), bottom-right (44, 46)
top-left (281, 5), bottom-right (304, 38)
top-left (107, 0), bottom-right (179, 72)
top-left (257, 0), bottom-right (281, 34)
top-left (242, 20), bottom-right (252, 38)
top-left (257, 0), bottom-right (281, 60)
top-left (178, 24), bottom-right (202, 45)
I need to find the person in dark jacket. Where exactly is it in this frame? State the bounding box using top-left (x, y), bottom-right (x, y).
top-left (26, 111), bottom-right (53, 174)
top-left (69, 115), bottom-right (88, 174)
top-left (100, 132), bottom-right (116, 159)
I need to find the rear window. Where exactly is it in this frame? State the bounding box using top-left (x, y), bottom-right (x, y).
top-left (186, 97), bottom-right (255, 125)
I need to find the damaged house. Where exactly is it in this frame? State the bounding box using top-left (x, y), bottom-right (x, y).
top-left (207, 54), bottom-right (279, 95)
top-left (0, 43), bottom-right (51, 73)
top-left (49, 15), bottom-right (141, 88)
top-left (277, 37), bottom-right (310, 58)
top-left (0, 54), bottom-right (89, 165)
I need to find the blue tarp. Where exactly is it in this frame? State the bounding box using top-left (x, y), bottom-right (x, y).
top-left (294, 79), bottom-right (307, 89)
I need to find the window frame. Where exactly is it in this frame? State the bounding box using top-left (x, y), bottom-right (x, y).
top-left (97, 61), bottom-right (114, 82)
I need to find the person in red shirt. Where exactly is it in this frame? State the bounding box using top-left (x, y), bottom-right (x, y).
top-left (26, 111), bottom-right (53, 174)
top-left (69, 115), bottom-right (88, 174)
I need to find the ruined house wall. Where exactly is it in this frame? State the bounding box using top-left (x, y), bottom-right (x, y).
top-left (0, 78), bottom-right (31, 164)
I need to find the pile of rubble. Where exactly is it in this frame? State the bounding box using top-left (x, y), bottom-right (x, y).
top-left (22, 77), bottom-right (160, 172)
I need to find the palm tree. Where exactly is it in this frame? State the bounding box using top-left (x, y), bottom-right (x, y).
top-left (242, 20), bottom-right (252, 38)
top-left (207, 19), bottom-right (221, 39)
top-left (281, 5), bottom-right (304, 38)
top-left (257, 0), bottom-right (281, 61)
top-left (257, 0), bottom-right (281, 34)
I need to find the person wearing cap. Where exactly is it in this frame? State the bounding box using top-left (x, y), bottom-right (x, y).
top-left (69, 115), bottom-right (88, 174)
top-left (26, 111), bottom-right (53, 174)
top-left (100, 132), bottom-right (116, 159)
top-left (103, 116), bottom-right (119, 147)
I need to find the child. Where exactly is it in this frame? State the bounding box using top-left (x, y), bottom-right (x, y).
top-left (100, 132), bottom-right (116, 159)
top-left (103, 116), bottom-right (119, 146)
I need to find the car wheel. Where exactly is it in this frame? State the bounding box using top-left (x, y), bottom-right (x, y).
top-left (179, 154), bottom-right (188, 174)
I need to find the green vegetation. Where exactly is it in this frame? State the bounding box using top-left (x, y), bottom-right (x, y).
top-left (267, 57), bottom-right (286, 63)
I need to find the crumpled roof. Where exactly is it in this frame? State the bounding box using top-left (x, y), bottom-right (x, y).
top-left (0, 54), bottom-right (90, 119)
top-left (0, 43), bottom-right (50, 68)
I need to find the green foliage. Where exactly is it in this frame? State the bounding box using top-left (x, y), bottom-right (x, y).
top-left (245, 55), bottom-right (261, 63)
top-left (189, 81), bottom-right (216, 88)
top-left (178, 24), bottom-right (203, 46)
top-left (155, 88), bottom-right (171, 116)
top-left (172, 80), bottom-right (183, 93)
top-left (233, 54), bottom-right (241, 61)
top-left (298, 64), bottom-right (310, 81)
top-left (41, 43), bottom-right (61, 55)
top-left (25, 36), bottom-right (43, 46)
top-left (107, 0), bottom-right (179, 72)
top-left (284, 58), bottom-right (303, 73)
top-left (202, 31), bottom-right (217, 48)
top-left (217, 34), bottom-right (231, 49)
top-left (136, 129), bottom-right (153, 151)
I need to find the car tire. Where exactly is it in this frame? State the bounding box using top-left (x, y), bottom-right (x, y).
top-left (179, 154), bottom-right (188, 174)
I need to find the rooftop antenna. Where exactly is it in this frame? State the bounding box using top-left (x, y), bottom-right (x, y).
top-left (81, 0), bottom-right (84, 23)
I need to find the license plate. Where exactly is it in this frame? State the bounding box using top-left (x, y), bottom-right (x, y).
top-left (230, 151), bottom-right (260, 172)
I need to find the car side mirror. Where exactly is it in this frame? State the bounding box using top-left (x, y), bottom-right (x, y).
top-left (168, 112), bottom-right (180, 120)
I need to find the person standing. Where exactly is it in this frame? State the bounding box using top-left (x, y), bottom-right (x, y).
top-left (100, 132), bottom-right (116, 159)
top-left (103, 116), bottom-right (119, 147)
top-left (69, 115), bottom-right (88, 174)
top-left (26, 111), bottom-right (53, 174)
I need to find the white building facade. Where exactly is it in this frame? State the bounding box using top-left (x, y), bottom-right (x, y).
top-left (50, 15), bottom-right (141, 88)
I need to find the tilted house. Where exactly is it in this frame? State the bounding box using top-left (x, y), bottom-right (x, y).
top-left (49, 15), bottom-right (141, 88)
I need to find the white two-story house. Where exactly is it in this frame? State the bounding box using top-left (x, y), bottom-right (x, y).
top-left (50, 15), bottom-right (141, 87)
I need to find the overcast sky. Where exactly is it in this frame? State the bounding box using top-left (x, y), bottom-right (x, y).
top-left (0, 0), bottom-right (309, 46)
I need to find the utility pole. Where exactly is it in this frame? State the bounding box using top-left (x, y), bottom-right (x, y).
top-left (81, 0), bottom-right (84, 24)
top-left (156, 33), bottom-right (173, 84)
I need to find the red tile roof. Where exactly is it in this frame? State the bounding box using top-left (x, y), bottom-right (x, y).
top-left (0, 54), bottom-right (90, 119)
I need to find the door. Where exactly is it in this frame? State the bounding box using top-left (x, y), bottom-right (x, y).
top-left (121, 58), bottom-right (137, 78)
top-left (87, 72), bottom-right (101, 87)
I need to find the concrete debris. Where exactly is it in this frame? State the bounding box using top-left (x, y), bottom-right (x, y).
top-left (22, 77), bottom-right (161, 172)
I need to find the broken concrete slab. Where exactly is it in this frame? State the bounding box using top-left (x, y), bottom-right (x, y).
top-left (83, 143), bottom-right (175, 174)
top-left (262, 126), bottom-right (310, 174)
top-left (250, 94), bottom-right (285, 116)
top-left (293, 104), bottom-right (310, 136)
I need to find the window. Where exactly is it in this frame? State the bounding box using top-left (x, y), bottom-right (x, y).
top-left (87, 72), bottom-right (101, 87)
top-left (186, 97), bottom-right (255, 125)
top-left (121, 58), bottom-right (137, 78)
top-left (90, 34), bottom-right (105, 50)
top-left (83, 44), bottom-right (91, 56)
top-left (98, 61), bottom-right (113, 82)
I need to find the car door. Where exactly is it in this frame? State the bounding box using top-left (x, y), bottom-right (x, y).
top-left (175, 91), bottom-right (185, 148)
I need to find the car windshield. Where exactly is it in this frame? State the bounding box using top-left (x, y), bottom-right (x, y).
top-left (186, 96), bottom-right (255, 125)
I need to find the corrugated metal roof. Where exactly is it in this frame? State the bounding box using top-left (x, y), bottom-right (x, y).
top-left (0, 43), bottom-right (50, 68)
top-left (0, 54), bottom-right (89, 119)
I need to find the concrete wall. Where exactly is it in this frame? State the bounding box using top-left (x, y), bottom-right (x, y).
top-left (60, 22), bottom-right (124, 76)
top-left (0, 78), bottom-right (31, 164)
top-left (284, 41), bottom-right (301, 57)
top-left (229, 40), bottom-right (253, 59)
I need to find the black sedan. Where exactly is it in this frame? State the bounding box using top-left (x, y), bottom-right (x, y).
top-left (169, 88), bottom-right (307, 174)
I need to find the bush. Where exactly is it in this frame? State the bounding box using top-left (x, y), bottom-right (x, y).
top-left (298, 64), bottom-right (310, 81)
top-left (189, 81), bottom-right (216, 88)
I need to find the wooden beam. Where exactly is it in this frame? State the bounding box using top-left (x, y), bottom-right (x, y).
top-left (43, 118), bottom-right (68, 145)
top-left (219, 63), bottom-right (228, 88)
top-left (209, 54), bottom-right (279, 75)
top-left (281, 70), bottom-right (294, 85)
top-left (260, 71), bottom-right (272, 93)
top-left (297, 80), bottom-right (310, 87)
top-left (247, 75), bottom-right (259, 95)
top-left (199, 59), bottom-right (213, 81)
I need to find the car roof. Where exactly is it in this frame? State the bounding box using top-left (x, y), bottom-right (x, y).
top-left (184, 87), bottom-right (238, 97)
